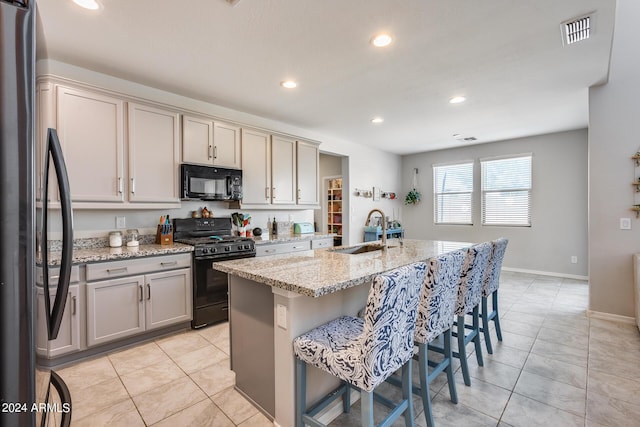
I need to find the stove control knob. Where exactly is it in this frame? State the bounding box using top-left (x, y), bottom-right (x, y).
top-left (225, 246), bottom-right (231, 252)
top-left (201, 248), bottom-right (209, 254)
top-left (238, 245), bottom-right (243, 250)
top-left (244, 244), bottom-right (251, 250)
top-left (210, 247), bottom-right (217, 253)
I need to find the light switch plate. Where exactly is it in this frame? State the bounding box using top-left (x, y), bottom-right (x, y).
top-left (620, 217), bottom-right (632, 230)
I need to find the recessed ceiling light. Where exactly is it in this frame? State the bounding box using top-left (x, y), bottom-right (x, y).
top-left (72, 0), bottom-right (101, 10)
top-left (449, 96), bottom-right (466, 104)
top-left (452, 134), bottom-right (463, 139)
top-left (280, 80), bottom-right (297, 89)
top-left (371, 117), bottom-right (384, 124)
top-left (371, 34), bottom-right (392, 47)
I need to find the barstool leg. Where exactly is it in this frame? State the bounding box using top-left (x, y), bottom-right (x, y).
top-left (444, 329), bottom-right (458, 405)
top-left (473, 306), bottom-right (484, 367)
top-left (417, 343), bottom-right (434, 427)
top-left (295, 358), bottom-right (306, 427)
top-left (402, 359), bottom-right (415, 427)
top-left (493, 291), bottom-right (503, 341)
top-left (457, 316), bottom-right (471, 386)
top-left (343, 382), bottom-right (351, 413)
top-left (482, 297), bottom-right (493, 354)
top-left (361, 391), bottom-right (374, 427)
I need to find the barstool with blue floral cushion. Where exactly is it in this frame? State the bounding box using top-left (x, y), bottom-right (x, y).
top-left (293, 262), bottom-right (427, 427)
top-left (408, 249), bottom-right (467, 427)
top-left (431, 242), bottom-right (492, 386)
top-left (481, 238), bottom-right (508, 354)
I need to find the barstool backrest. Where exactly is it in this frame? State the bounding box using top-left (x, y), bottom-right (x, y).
top-left (360, 262), bottom-right (426, 390)
top-left (414, 249), bottom-right (467, 344)
top-left (483, 238), bottom-right (509, 297)
top-left (456, 242), bottom-right (493, 316)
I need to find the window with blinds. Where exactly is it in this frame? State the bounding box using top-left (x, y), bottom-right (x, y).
top-left (433, 162), bottom-right (473, 225)
top-left (481, 155), bottom-right (532, 226)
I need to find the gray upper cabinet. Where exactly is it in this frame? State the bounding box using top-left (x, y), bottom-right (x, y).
top-left (182, 114), bottom-right (241, 169)
top-left (127, 102), bottom-right (181, 203)
top-left (296, 140), bottom-right (320, 205)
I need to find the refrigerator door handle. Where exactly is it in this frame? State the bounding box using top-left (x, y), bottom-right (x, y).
top-left (42, 128), bottom-right (74, 340)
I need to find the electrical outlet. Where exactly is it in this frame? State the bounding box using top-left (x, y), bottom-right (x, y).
top-left (276, 304), bottom-right (287, 329)
top-left (571, 256), bottom-right (578, 264)
top-left (620, 217), bottom-right (632, 230)
top-left (116, 216), bottom-right (126, 229)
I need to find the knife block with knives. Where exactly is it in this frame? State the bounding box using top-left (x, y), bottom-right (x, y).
top-left (156, 215), bottom-right (173, 245)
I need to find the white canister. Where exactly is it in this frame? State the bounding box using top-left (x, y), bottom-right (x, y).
top-left (109, 231), bottom-right (123, 248)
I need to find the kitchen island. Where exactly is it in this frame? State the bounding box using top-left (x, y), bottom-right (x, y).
top-left (213, 239), bottom-right (471, 427)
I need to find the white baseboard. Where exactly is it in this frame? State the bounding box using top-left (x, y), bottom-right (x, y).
top-left (586, 310), bottom-right (637, 325)
top-left (502, 267), bottom-right (588, 281)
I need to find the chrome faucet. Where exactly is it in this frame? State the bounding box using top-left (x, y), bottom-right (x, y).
top-left (365, 209), bottom-right (387, 247)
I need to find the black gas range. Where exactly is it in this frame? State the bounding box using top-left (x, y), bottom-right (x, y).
top-left (174, 217), bottom-right (255, 328)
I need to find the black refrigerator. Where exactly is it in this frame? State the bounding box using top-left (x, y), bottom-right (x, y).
top-left (1, 1), bottom-right (73, 426)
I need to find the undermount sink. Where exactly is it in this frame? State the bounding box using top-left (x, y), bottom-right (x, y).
top-left (329, 243), bottom-right (396, 255)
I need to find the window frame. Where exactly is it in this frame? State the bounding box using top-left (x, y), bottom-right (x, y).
top-left (480, 153), bottom-right (532, 227)
top-left (432, 160), bottom-right (474, 226)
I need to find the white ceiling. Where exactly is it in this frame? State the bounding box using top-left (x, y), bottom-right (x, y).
top-left (36, 0), bottom-right (616, 155)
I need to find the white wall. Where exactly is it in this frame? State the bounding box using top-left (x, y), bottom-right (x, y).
top-left (588, 0), bottom-right (640, 318)
top-left (37, 60), bottom-right (402, 242)
top-left (401, 129), bottom-right (588, 278)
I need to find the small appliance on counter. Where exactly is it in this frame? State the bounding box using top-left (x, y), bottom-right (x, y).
top-left (294, 222), bottom-right (315, 234)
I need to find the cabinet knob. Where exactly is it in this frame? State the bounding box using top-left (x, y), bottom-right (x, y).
top-left (208, 145), bottom-right (213, 159)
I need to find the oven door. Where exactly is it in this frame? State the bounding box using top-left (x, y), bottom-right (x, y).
top-left (192, 253), bottom-right (254, 328)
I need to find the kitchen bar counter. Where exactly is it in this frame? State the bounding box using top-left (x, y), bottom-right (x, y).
top-left (214, 239), bottom-right (469, 297)
top-left (252, 232), bottom-right (334, 246)
top-left (41, 243), bottom-right (193, 266)
top-left (218, 239), bottom-right (472, 426)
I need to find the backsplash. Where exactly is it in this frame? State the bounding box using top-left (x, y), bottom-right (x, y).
top-left (47, 234), bottom-right (157, 251)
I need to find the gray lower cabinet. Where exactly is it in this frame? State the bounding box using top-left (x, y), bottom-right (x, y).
top-left (86, 254), bottom-right (192, 348)
top-left (36, 284), bottom-right (80, 357)
top-left (86, 275), bottom-right (146, 347)
top-left (311, 238), bottom-right (333, 249)
top-left (255, 241), bottom-right (311, 257)
top-left (35, 265), bottom-right (82, 358)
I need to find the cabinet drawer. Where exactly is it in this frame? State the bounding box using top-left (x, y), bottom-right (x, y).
top-left (36, 265), bottom-right (81, 285)
top-left (311, 238), bottom-right (333, 249)
top-left (86, 253), bottom-right (191, 281)
top-left (256, 241), bottom-right (311, 257)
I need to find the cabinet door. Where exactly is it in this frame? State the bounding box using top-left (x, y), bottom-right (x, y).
top-left (271, 135), bottom-right (296, 205)
top-left (36, 82), bottom-right (57, 202)
top-left (128, 102), bottom-right (180, 203)
top-left (213, 121), bottom-right (241, 169)
top-left (182, 114), bottom-right (214, 165)
top-left (297, 140), bottom-right (319, 205)
top-left (145, 268), bottom-right (192, 330)
top-left (241, 128), bottom-right (271, 204)
top-left (86, 276), bottom-right (145, 347)
top-left (36, 285), bottom-right (80, 357)
top-left (56, 85), bottom-right (125, 203)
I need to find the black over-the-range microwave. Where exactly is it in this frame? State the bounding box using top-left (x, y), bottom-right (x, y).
top-left (181, 163), bottom-right (243, 201)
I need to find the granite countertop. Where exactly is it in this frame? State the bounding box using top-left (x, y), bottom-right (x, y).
top-left (252, 232), bottom-right (335, 245)
top-left (41, 243), bottom-right (193, 266)
top-left (213, 239), bottom-right (471, 297)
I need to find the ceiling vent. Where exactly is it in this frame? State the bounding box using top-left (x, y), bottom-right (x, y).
top-left (562, 14), bottom-right (592, 45)
top-left (223, 0), bottom-right (241, 6)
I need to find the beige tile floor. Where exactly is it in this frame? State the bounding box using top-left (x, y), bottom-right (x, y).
top-left (56, 271), bottom-right (640, 426)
